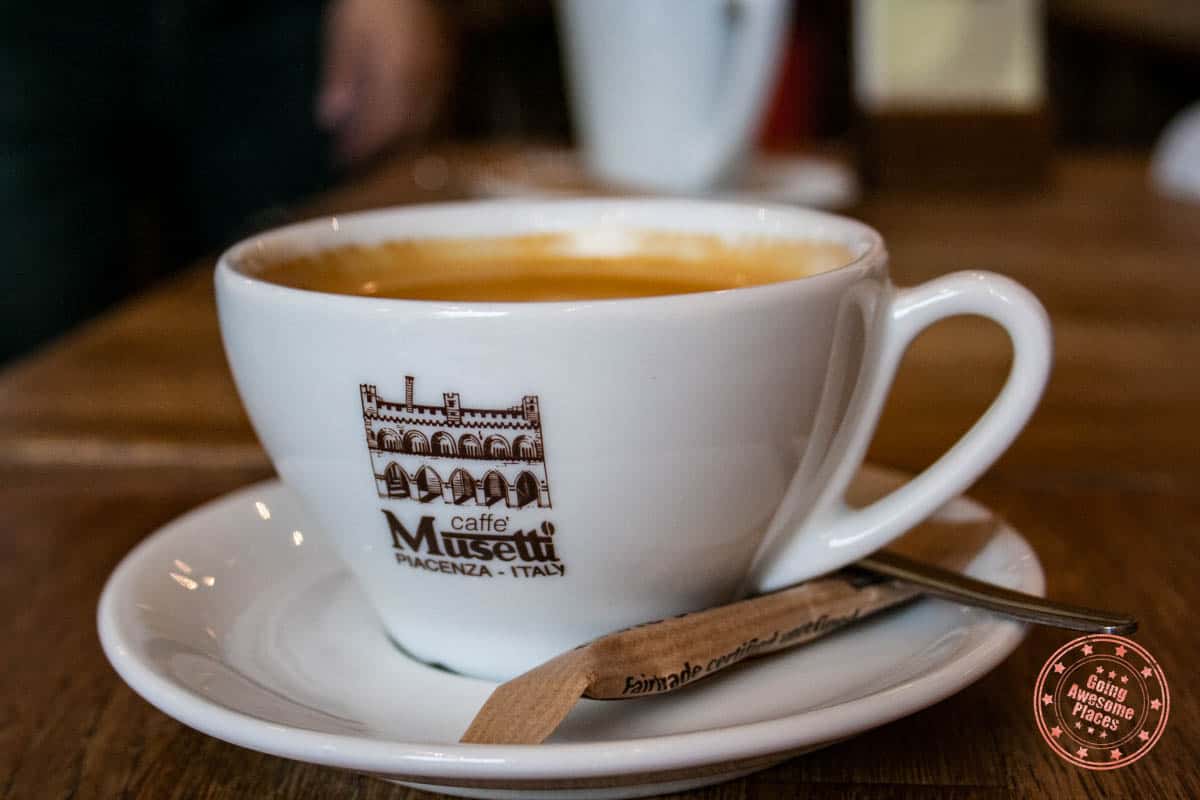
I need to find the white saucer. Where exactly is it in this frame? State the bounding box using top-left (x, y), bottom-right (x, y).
top-left (467, 147), bottom-right (860, 209)
top-left (98, 471), bottom-right (1041, 799)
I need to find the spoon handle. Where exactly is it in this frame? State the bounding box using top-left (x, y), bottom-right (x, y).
top-left (858, 550), bottom-right (1137, 635)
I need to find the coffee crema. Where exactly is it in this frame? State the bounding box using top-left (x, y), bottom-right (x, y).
top-left (249, 231), bottom-right (854, 302)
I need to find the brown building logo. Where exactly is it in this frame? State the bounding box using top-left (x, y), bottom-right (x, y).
top-left (361, 377), bottom-right (552, 508)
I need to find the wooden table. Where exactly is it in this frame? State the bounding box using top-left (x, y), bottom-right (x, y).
top-left (2, 148), bottom-right (1197, 799)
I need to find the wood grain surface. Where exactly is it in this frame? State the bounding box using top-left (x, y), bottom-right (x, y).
top-left (1, 148), bottom-right (1197, 799)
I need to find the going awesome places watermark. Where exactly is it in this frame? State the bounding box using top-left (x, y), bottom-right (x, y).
top-left (1034, 634), bottom-right (1169, 770)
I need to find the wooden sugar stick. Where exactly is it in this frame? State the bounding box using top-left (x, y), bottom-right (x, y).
top-left (461, 515), bottom-right (999, 745)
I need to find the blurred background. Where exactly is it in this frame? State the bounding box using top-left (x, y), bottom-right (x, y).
top-left (2, 0), bottom-right (1198, 364)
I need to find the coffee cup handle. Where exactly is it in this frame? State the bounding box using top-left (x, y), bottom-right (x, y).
top-left (748, 271), bottom-right (1052, 593)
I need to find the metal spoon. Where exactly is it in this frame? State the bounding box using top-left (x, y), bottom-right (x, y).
top-left (461, 550), bottom-right (1136, 745)
top-left (859, 550), bottom-right (1137, 635)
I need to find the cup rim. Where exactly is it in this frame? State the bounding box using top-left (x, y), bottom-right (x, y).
top-left (216, 198), bottom-right (887, 312)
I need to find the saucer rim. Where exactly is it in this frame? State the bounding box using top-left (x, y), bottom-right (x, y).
top-left (98, 475), bottom-right (1041, 782)
top-left (468, 147), bottom-right (860, 209)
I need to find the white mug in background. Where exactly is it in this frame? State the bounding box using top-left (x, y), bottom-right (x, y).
top-left (216, 199), bottom-right (1051, 681)
top-left (556, 0), bottom-right (791, 194)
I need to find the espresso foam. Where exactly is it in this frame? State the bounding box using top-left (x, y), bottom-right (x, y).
top-left (248, 230), bottom-right (854, 302)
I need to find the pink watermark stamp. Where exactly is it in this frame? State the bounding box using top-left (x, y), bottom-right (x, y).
top-left (1034, 634), bottom-right (1169, 770)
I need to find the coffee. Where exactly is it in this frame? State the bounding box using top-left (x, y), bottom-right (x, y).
top-left (249, 231), bottom-right (853, 302)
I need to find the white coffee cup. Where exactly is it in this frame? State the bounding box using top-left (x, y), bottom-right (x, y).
top-left (216, 199), bottom-right (1051, 681)
top-left (557, 0), bottom-right (791, 193)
